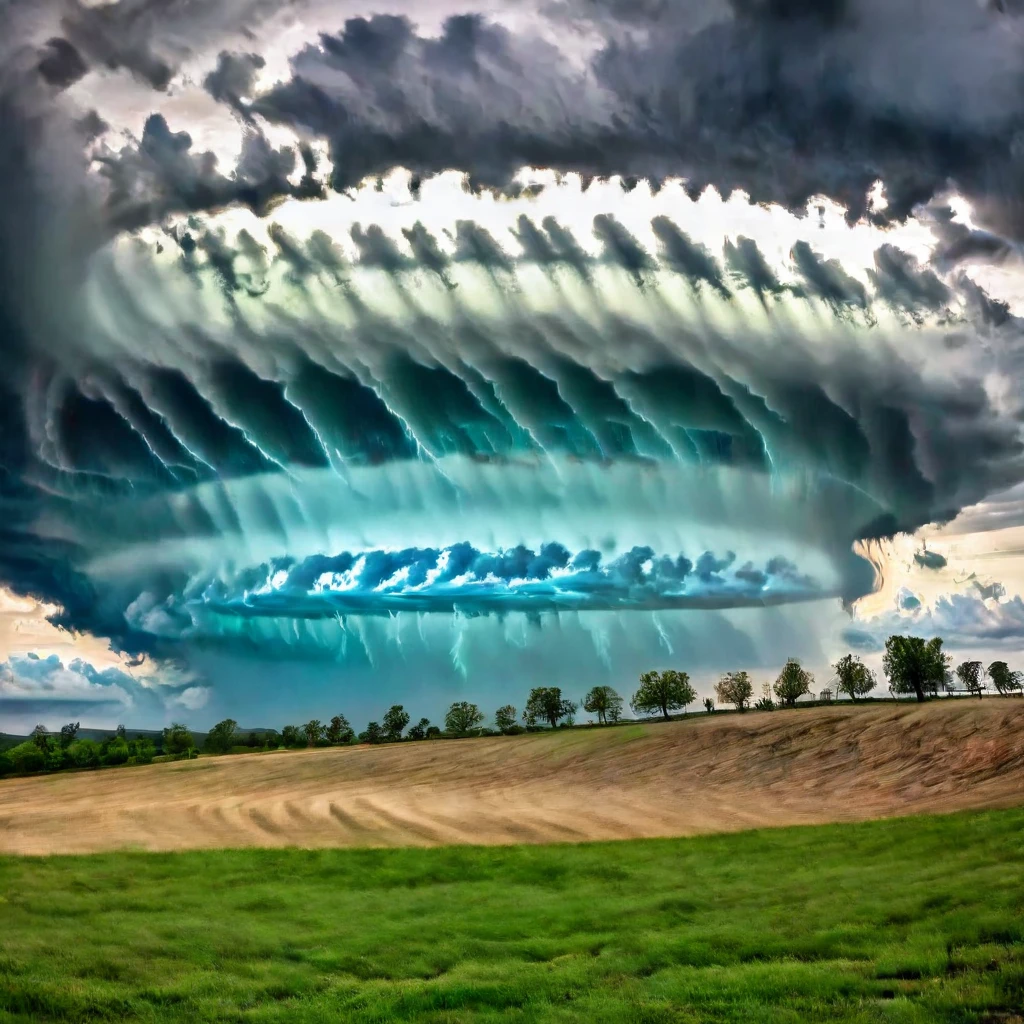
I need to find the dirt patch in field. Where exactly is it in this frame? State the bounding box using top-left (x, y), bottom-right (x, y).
top-left (2, 700), bottom-right (1023, 854)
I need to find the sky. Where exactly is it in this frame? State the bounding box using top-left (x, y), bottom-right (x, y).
top-left (4, 0), bottom-right (1024, 733)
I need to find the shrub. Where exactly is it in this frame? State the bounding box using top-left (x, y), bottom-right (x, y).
top-left (8, 742), bottom-right (46, 774)
top-left (68, 739), bottom-right (101, 768)
top-left (162, 723), bottom-right (195, 756)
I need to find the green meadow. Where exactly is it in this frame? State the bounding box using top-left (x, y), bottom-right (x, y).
top-left (1, 808), bottom-right (1022, 1023)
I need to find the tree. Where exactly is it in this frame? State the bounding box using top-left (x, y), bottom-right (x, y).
top-left (382, 705), bottom-right (410, 741)
top-left (703, 697), bottom-right (715, 714)
top-left (955, 660), bottom-right (985, 699)
top-left (408, 717), bottom-right (431, 741)
top-left (988, 661), bottom-right (1024, 696)
top-left (445, 702), bottom-right (484, 735)
top-left (630, 671), bottom-right (696, 720)
top-left (281, 724), bottom-right (303, 748)
top-left (583, 686), bottom-right (624, 725)
top-left (32, 725), bottom-right (49, 750)
top-left (204, 718), bottom-right (238, 754)
top-left (523, 687), bottom-right (575, 728)
top-left (360, 721), bottom-right (384, 744)
top-left (883, 635), bottom-right (949, 702)
top-left (162, 722), bottom-right (194, 755)
top-left (326, 714), bottom-right (355, 745)
top-left (115, 724), bottom-right (127, 740)
top-left (833, 654), bottom-right (876, 701)
top-left (426, 725), bottom-right (442, 739)
top-left (715, 671), bottom-right (753, 711)
top-left (303, 720), bottom-right (325, 746)
top-left (494, 705), bottom-right (518, 734)
top-left (773, 659), bottom-right (814, 707)
top-left (58, 722), bottom-right (80, 748)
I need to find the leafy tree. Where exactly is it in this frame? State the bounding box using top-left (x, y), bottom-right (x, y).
top-left (445, 702), bottom-right (484, 735)
top-left (303, 720), bottom-right (325, 746)
top-left (204, 718), bottom-right (238, 754)
top-left (0, 752), bottom-right (13, 777)
top-left (988, 661), bottom-right (1024, 696)
top-left (955, 660), bottom-right (985, 699)
top-left (494, 705), bottom-right (518, 734)
top-left (583, 686), bottom-right (624, 725)
top-left (425, 725), bottom-right (442, 739)
top-left (281, 725), bottom-right (303, 748)
top-left (382, 705), bottom-right (410, 741)
top-left (523, 687), bottom-right (575, 729)
top-left (59, 722), bottom-right (80, 749)
top-left (408, 717), bottom-right (431, 741)
top-left (32, 725), bottom-right (49, 750)
top-left (883, 635), bottom-right (949, 702)
top-left (833, 654), bottom-right (876, 701)
top-left (326, 714), bottom-right (355, 745)
top-left (162, 722), bottom-right (194, 755)
top-left (128, 738), bottom-right (156, 764)
top-left (360, 721), bottom-right (384, 744)
top-left (703, 697), bottom-right (715, 714)
top-left (715, 671), bottom-right (754, 711)
top-left (115, 724), bottom-right (127, 739)
top-left (773, 659), bottom-right (814, 707)
top-left (631, 671), bottom-right (696, 720)
top-left (9, 743), bottom-right (45, 774)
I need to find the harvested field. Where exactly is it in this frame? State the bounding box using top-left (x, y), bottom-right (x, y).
top-left (2, 700), bottom-right (1023, 855)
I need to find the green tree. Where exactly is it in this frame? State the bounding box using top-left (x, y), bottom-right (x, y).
top-left (360, 721), bottom-right (384, 744)
top-left (988, 661), bottom-right (1023, 696)
top-left (703, 697), bottom-right (715, 714)
top-left (715, 671), bottom-right (754, 711)
top-left (326, 714), bottom-right (354, 745)
top-left (833, 654), bottom-right (876, 700)
top-left (59, 722), bottom-right (80, 749)
top-left (204, 718), bottom-right (238, 754)
top-left (281, 725), bottom-right (303, 748)
top-left (956, 660), bottom-right (985, 699)
top-left (445, 702), bottom-right (484, 735)
top-left (523, 687), bottom-right (575, 728)
top-left (583, 686), bottom-right (624, 725)
top-left (115, 724), bottom-right (127, 740)
top-left (630, 671), bottom-right (696, 720)
top-left (382, 705), bottom-right (410, 741)
top-left (0, 752), bottom-right (13, 777)
top-left (773, 659), bottom-right (814, 707)
top-left (31, 725), bottom-right (49, 750)
top-left (883, 635), bottom-right (949, 703)
top-left (103, 739), bottom-right (130, 766)
top-left (9, 743), bottom-right (45, 774)
top-left (426, 725), bottom-right (442, 739)
top-left (162, 722), bottom-right (194, 755)
top-left (303, 720), bottom-right (325, 746)
top-left (408, 717), bottom-right (431, 741)
top-left (494, 705), bottom-right (518, 734)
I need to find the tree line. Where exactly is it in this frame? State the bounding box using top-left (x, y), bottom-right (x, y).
top-left (3, 634), bottom-right (1020, 779)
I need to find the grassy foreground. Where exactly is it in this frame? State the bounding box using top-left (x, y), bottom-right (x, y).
top-left (1, 810), bottom-right (1023, 1023)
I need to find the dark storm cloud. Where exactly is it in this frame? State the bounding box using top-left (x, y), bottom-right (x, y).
top-left (866, 245), bottom-right (951, 321)
top-left (204, 51), bottom-right (267, 120)
top-left (132, 0), bottom-right (1016, 239)
top-left (723, 236), bottom-right (791, 305)
top-left (95, 114), bottom-right (324, 233)
top-left (651, 216), bottom-right (731, 298)
top-left (790, 241), bottom-right (868, 313)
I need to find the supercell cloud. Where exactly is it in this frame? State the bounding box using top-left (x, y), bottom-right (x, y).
top-left (3, 0), bottom-right (1024, 722)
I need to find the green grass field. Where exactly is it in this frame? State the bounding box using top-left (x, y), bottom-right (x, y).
top-left (2, 809), bottom-right (1022, 1023)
